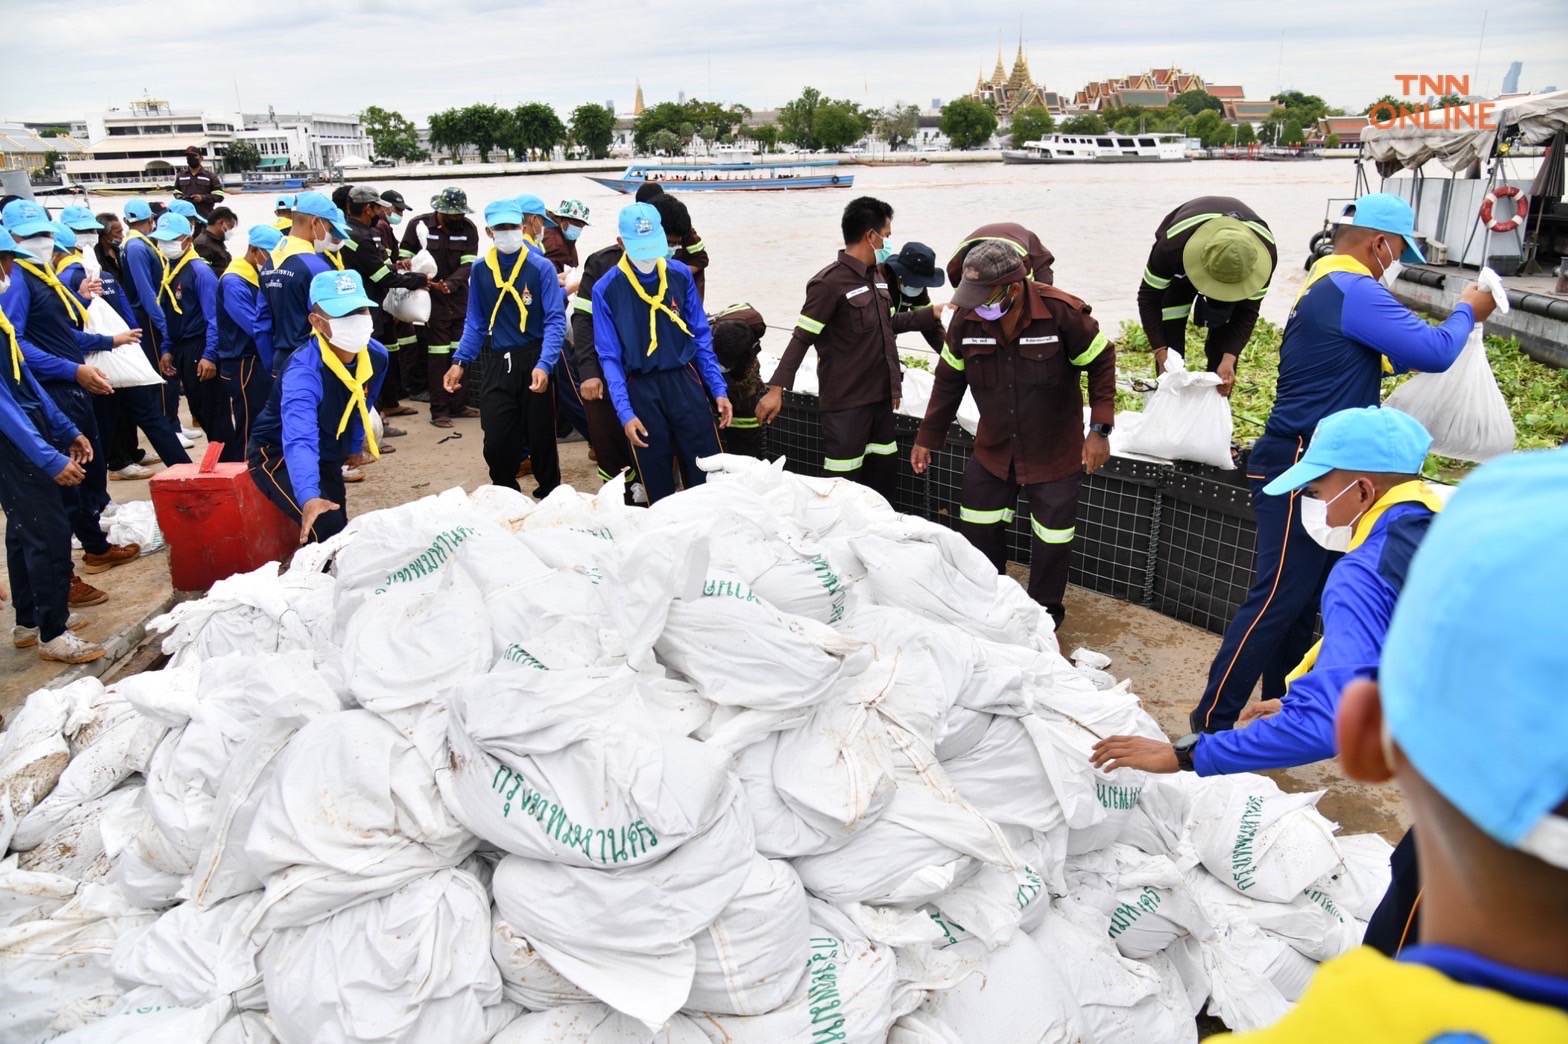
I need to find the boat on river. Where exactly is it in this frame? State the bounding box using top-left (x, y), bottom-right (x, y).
top-left (586, 160), bottom-right (854, 193)
top-left (1001, 132), bottom-right (1189, 164)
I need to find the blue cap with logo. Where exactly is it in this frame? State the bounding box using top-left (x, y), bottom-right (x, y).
top-left (513, 194), bottom-right (548, 218)
top-left (291, 192), bottom-right (351, 238)
top-left (484, 199), bottom-right (524, 228)
top-left (247, 225), bottom-right (284, 251)
top-left (1350, 192), bottom-right (1426, 264)
top-left (2, 199), bottom-right (54, 239)
top-left (50, 222), bottom-right (75, 252)
top-left (167, 199), bottom-right (208, 226)
top-left (124, 199), bottom-right (154, 223)
top-left (309, 269), bottom-right (377, 317)
top-left (1263, 406), bottom-right (1432, 496)
top-left (617, 202), bottom-right (666, 263)
top-left (150, 212), bottom-right (193, 241)
top-left (1380, 447), bottom-right (1568, 869)
top-left (59, 206), bottom-right (104, 232)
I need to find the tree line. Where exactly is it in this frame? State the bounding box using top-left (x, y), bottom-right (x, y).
top-left (358, 103), bottom-right (617, 164)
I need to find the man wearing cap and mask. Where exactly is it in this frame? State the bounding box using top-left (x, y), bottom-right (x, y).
top-left (343, 186), bottom-right (426, 420)
top-left (1136, 196), bottom-right (1277, 395)
top-left (444, 198), bottom-right (566, 496)
top-left (260, 191), bottom-right (346, 376)
top-left (173, 147), bottom-right (226, 221)
top-left (153, 212), bottom-right (235, 455)
top-left (1189, 193), bottom-right (1499, 737)
top-left (119, 199), bottom-right (184, 431)
top-left (401, 188), bottom-right (477, 427)
top-left (882, 242), bottom-right (946, 352)
top-left (541, 199), bottom-right (590, 274)
top-left (1220, 447), bottom-right (1568, 1041)
top-left (248, 269), bottom-right (388, 545)
top-left (632, 181), bottom-right (710, 299)
top-left (591, 202), bottom-right (731, 504)
top-left (945, 222), bottom-right (1055, 289)
top-left (911, 240), bottom-right (1114, 630)
top-left (218, 225), bottom-right (282, 455)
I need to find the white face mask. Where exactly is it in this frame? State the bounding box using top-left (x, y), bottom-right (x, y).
top-left (1376, 239), bottom-right (1403, 289)
top-left (18, 235), bottom-right (54, 262)
top-left (158, 239), bottom-right (187, 259)
top-left (492, 230), bottom-right (525, 254)
top-left (1299, 481), bottom-right (1364, 552)
top-left (0, 273), bottom-right (9, 294)
top-left (75, 233), bottom-right (99, 252)
top-left (630, 256), bottom-right (659, 275)
top-left (325, 239), bottom-right (345, 254)
top-left (326, 313), bottom-right (374, 352)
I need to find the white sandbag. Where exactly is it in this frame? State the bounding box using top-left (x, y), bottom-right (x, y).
top-left (102, 500), bottom-right (166, 554)
top-left (699, 511), bottom-right (857, 624)
top-left (915, 934), bottom-right (1086, 1044)
top-left (1064, 844), bottom-right (1215, 961)
top-left (686, 855), bottom-right (810, 1015)
top-left (732, 733), bottom-right (846, 859)
top-left (260, 866), bottom-right (518, 1044)
top-left (1186, 867), bottom-right (1362, 963)
top-left (45, 994), bottom-right (234, 1043)
top-left (383, 285), bottom-right (431, 324)
top-left (1120, 350), bottom-right (1235, 469)
top-left (491, 796), bottom-right (754, 1030)
top-left (1312, 831), bottom-right (1395, 921)
top-left (922, 826), bottom-right (1053, 948)
top-left (17, 788), bottom-right (138, 882)
top-left (409, 247), bottom-right (438, 277)
top-left (112, 891), bottom-right (267, 1008)
top-left (492, 914), bottom-right (596, 1010)
top-left (493, 1006), bottom-right (710, 1044)
top-left (83, 299), bottom-right (165, 389)
top-left (0, 685), bottom-right (75, 849)
top-left (0, 853), bottom-right (77, 927)
top-left (245, 710), bottom-right (477, 930)
top-left (1186, 775), bottom-right (1344, 903)
top-left (439, 665), bottom-right (734, 868)
top-left (151, 564), bottom-right (337, 666)
top-left (1383, 324), bottom-right (1515, 462)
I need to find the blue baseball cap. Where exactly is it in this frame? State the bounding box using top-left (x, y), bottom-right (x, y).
top-left (328, 206), bottom-right (350, 241)
top-left (59, 206), bottom-right (103, 232)
top-left (50, 222), bottom-right (76, 252)
top-left (1379, 448), bottom-right (1568, 868)
top-left (309, 269), bottom-right (378, 317)
top-left (617, 202), bottom-right (666, 263)
top-left (0, 228), bottom-right (29, 257)
top-left (1263, 406), bottom-right (1432, 496)
top-left (513, 194), bottom-right (548, 217)
top-left (1350, 192), bottom-right (1426, 264)
top-left (275, 194), bottom-right (296, 211)
top-left (167, 199), bottom-right (208, 226)
top-left (484, 199), bottom-right (524, 228)
top-left (150, 212), bottom-right (193, 241)
top-left (2, 199), bottom-right (54, 239)
top-left (247, 224), bottom-right (284, 251)
top-left (124, 199), bottom-right (154, 223)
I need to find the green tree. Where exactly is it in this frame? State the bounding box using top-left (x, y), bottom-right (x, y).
top-left (1007, 105), bottom-right (1055, 145)
top-left (1324, 132), bottom-right (1341, 148)
top-left (1234, 121), bottom-right (1257, 146)
top-left (778, 87), bottom-right (824, 150)
top-left (1281, 119), bottom-right (1306, 146)
top-left (812, 103), bottom-right (864, 151)
top-left (37, 126), bottom-right (68, 139)
top-left (1058, 113), bottom-right (1108, 135)
top-left (940, 97), bottom-right (999, 150)
top-left (752, 123), bottom-right (780, 153)
top-left (224, 140), bottom-right (260, 172)
top-left (647, 129), bottom-right (682, 156)
top-left (569, 103), bottom-right (615, 159)
top-left (359, 106), bottom-right (424, 163)
top-left (633, 101), bottom-right (687, 152)
top-left (872, 104), bottom-right (921, 150)
top-left (1170, 89), bottom-right (1223, 116)
top-left (1191, 109), bottom-right (1230, 148)
top-left (1433, 93), bottom-right (1466, 109)
top-left (1271, 91), bottom-right (1330, 124)
top-left (40, 150), bottom-right (60, 178)
top-left (510, 102), bottom-right (565, 160)
top-left (459, 103), bottom-right (509, 162)
top-left (427, 108), bottom-right (467, 161)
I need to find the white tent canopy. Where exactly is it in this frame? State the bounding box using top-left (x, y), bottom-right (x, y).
top-left (1360, 89), bottom-right (1568, 172)
top-left (333, 155), bottom-right (372, 169)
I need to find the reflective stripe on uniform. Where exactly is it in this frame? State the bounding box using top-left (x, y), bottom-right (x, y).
top-left (865, 441), bottom-right (897, 456)
top-left (1242, 219), bottom-right (1275, 244)
top-left (597, 467), bottom-right (615, 483)
top-left (1069, 330), bottom-right (1110, 367)
top-left (729, 416), bottom-right (760, 429)
top-left (1165, 212), bottom-right (1220, 238)
top-left (573, 295), bottom-right (593, 314)
top-left (684, 239), bottom-right (705, 254)
top-left (370, 265), bottom-right (391, 283)
top-left (400, 248), bottom-right (415, 258)
top-left (1249, 288), bottom-right (1269, 300)
top-left (1031, 517), bottom-right (1075, 544)
top-left (960, 506), bottom-right (1015, 525)
top-left (427, 343), bottom-right (455, 355)
top-left (940, 345), bottom-right (966, 371)
top-left (1161, 304), bottom-right (1191, 321)
top-left (396, 336), bottom-right (418, 348)
top-left (1142, 266), bottom-right (1172, 290)
top-left (823, 454), bottom-right (864, 472)
top-left (384, 340), bottom-right (400, 352)
top-left (796, 314), bottom-right (825, 335)
top-left (459, 254), bottom-right (478, 264)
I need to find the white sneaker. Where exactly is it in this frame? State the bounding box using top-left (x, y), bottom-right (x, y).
top-left (12, 613), bottom-right (88, 648)
top-left (182, 427), bottom-right (204, 441)
top-left (177, 433), bottom-right (195, 449)
top-left (110, 463), bottom-right (154, 480)
top-left (37, 631), bottom-right (105, 664)
top-left (631, 482), bottom-right (649, 505)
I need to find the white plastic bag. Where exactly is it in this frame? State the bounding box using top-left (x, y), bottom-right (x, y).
top-left (1383, 325), bottom-right (1515, 461)
top-left (84, 300), bottom-right (165, 389)
top-left (1121, 351), bottom-right (1235, 468)
top-left (384, 249), bottom-right (438, 324)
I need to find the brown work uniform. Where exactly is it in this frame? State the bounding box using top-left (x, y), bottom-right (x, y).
top-left (541, 226), bottom-right (579, 272)
top-left (710, 303), bottom-right (768, 459)
top-left (944, 223), bottom-right (1055, 288)
top-left (192, 227), bottom-right (231, 277)
top-left (671, 228), bottom-right (708, 300)
top-left (570, 244), bottom-right (635, 484)
top-left (172, 166), bottom-right (226, 220)
top-left (400, 213), bottom-right (477, 419)
top-left (1137, 196), bottom-right (1276, 371)
top-left (915, 281), bottom-right (1115, 627)
top-left (768, 250), bottom-right (940, 501)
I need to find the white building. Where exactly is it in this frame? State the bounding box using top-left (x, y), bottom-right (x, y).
top-left (61, 98), bottom-right (237, 186)
top-left (237, 110), bottom-right (372, 170)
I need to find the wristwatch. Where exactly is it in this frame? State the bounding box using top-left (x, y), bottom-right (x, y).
top-left (1172, 733), bottom-right (1200, 772)
top-left (1089, 422), bottom-right (1114, 437)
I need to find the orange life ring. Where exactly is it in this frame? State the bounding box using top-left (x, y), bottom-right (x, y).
top-left (1480, 185), bottom-right (1528, 232)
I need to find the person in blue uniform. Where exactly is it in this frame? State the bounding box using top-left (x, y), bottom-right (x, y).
top-left (443, 197), bottom-right (565, 496)
top-left (261, 191), bottom-right (346, 376)
top-left (117, 199), bottom-right (184, 430)
top-left (218, 226), bottom-right (280, 459)
top-left (247, 270), bottom-right (387, 545)
top-left (0, 228), bottom-right (104, 664)
top-left (151, 212), bottom-right (236, 457)
top-left (1188, 193), bottom-right (1499, 735)
top-left (591, 203), bottom-right (731, 505)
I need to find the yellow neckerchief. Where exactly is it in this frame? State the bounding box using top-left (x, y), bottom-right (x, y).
top-left (1, 306), bottom-right (21, 381)
top-left (270, 234), bottom-right (316, 268)
top-left (615, 255), bottom-right (691, 356)
top-left (314, 331), bottom-right (379, 459)
top-left (53, 251), bottom-right (83, 275)
top-left (523, 233), bottom-right (541, 252)
top-left (1284, 480), bottom-right (1445, 686)
top-left (1296, 253), bottom-right (1394, 374)
top-left (125, 228), bottom-right (170, 281)
top-left (325, 249), bottom-right (344, 271)
top-left (159, 249), bottom-right (199, 315)
top-left (483, 247), bottom-right (529, 333)
top-left (15, 258), bottom-right (90, 330)
top-left (225, 257), bottom-right (260, 288)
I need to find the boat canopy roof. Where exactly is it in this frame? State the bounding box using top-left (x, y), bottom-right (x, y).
top-left (1361, 89), bottom-right (1568, 172)
top-left (628, 159), bottom-right (842, 172)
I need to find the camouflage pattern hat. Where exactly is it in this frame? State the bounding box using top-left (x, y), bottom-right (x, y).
top-left (554, 199), bottom-right (591, 225)
top-left (431, 187), bottom-right (472, 215)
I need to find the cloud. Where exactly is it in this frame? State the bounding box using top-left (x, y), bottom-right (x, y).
top-left (6, 0), bottom-right (1566, 124)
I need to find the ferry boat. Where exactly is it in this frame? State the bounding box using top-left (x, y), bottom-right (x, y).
top-left (586, 160), bottom-right (854, 193)
top-left (1001, 132), bottom-right (1189, 164)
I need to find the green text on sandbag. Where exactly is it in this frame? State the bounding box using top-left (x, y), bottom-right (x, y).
top-left (1108, 886), bottom-right (1164, 939)
top-left (807, 937), bottom-right (846, 1043)
top-left (1231, 794), bottom-right (1265, 892)
top-left (377, 526), bottom-right (479, 591)
top-left (489, 763), bottom-right (659, 864)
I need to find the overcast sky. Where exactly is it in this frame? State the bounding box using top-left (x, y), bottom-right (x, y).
top-left (5, 0), bottom-right (1566, 126)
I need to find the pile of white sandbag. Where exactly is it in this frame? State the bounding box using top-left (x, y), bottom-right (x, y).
top-left (0, 457), bottom-right (1394, 1044)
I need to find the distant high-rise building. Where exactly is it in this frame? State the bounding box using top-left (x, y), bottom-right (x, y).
top-left (1501, 62), bottom-right (1522, 95)
top-left (606, 99), bottom-right (615, 114)
top-left (932, 98), bottom-right (941, 110)
top-left (678, 90), bottom-right (686, 105)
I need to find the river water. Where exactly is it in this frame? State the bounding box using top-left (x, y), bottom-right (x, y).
top-left (169, 159), bottom-right (1369, 350)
